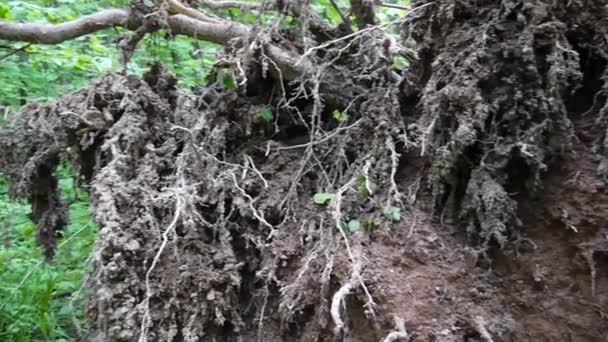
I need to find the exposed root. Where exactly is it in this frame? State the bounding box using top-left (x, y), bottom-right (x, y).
top-left (330, 276), bottom-right (355, 334)
top-left (7, 0), bottom-right (608, 339)
top-left (382, 316), bottom-right (409, 342)
top-left (473, 315), bottom-right (495, 342)
top-left (138, 183), bottom-right (184, 342)
top-left (330, 179), bottom-right (376, 333)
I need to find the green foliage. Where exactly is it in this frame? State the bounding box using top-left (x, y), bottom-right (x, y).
top-left (312, 0), bottom-right (345, 25)
top-left (0, 0), bottom-right (412, 109)
top-left (356, 175), bottom-right (372, 198)
top-left (257, 106), bottom-right (273, 123)
top-left (393, 55), bottom-right (409, 69)
top-left (225, 7), bottom-right (259, 25)
top-left (218, 68), bottom-right (237, 91)
top-left (0, 166), bottom-right (96, 341)
top-left (346, 219), bottom-right (361, 232)
top-left (129, 32), bottom-right (220, 90)
top-left (313, 192), bottom-right (334, 206)
top-left (338, 219), bottom-right (363, 235)
top-left (0, 0), bottom-right (220, 108)
top-left (383, 206), bottom-right (401, 222)
top-left (279, 15), bottom-right (299, 34)
top-left (332, 109), bottom-right (348, 123)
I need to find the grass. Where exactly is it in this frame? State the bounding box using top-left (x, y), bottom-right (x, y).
top-left (0, 167), bottom-right (96, 342)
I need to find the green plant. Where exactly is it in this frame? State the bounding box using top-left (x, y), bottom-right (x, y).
top-left (332, 109), bottom-right (348, 122)
top-left (257, 106), bottom-right (273, 123)
top-left (0, 166), bottom-right (96, 341)
top-left (356, 175), bottom-right (372, 198)
top-left (218, 68), bottom-right (237, 91)
top-left (313, 192), bottom-right (334, 206)
top-left (346, 219), bottom-right (361, 232)
top-left (383, 206), bottom-right (401, 222)
top-left (338, 219), bottom-right (363, 235)
top-left (0, 0), bottom-right (220, 109)
top-left (312, 0), bottom-right (345, 25)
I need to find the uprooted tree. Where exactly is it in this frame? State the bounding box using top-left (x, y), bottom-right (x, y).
top-left (2, 0), bottom-right (608, 340)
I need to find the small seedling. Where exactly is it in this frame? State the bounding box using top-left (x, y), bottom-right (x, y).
top-left (383, 206), bottom-right (401, 222)
top-left (332, 109), bottom-right (348, 122)
top-left (347, 219), bottom-right (362, 233)
top-left (339, 219), bottom-right (362, 234)
top-left (357, 175), bottom-right (371, 198)
top-left (314, 192), bottom-right (333, 206)
top-left (279, 15), bottom-right (299, 32)
top-left (258, 106), bottom-right (273, 123)
top-left (392, 55), bottom-right (409, 69)
top-left (218, 68), bottom-right (237, 91)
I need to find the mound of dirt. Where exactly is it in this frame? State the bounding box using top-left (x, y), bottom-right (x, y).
top-left (2, 0), bottom-right (608, 341)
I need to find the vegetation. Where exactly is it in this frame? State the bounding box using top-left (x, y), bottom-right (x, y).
top-left (0, 0), bottom-right (221, 108)
top-left (0, 0), bottom-right (406, 109)
top-left (0, 167), bottom-right (95, 341)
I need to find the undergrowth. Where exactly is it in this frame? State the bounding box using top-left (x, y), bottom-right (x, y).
top-left (0, 0), bottom-right (221, 109)
top-left (0, 166), bottom-right (95, 342)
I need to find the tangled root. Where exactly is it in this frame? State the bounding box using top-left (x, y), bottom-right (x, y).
top-left (3, 0), bottom-right (608, 340)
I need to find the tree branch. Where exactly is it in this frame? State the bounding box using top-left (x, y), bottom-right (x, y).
top-left (167, 15), bottom-right (311, 78)
top-left (0, 9), bottom-right (312, 80)
top-left (195, 0), bottom-right (266, 10)
top-left (166, 0), bottom-right (222, 23)
top-left (0, 9), bottom-right (133, 44)
top-left (0, 43), bottom-right (32, 62)
top-left (166, 14), bottom-right (248, 44)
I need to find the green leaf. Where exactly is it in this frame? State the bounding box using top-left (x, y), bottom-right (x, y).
top-left (258, 106), bottom-right (273, 123)
top-left (383, 206), bottom-right (401, 222)
top-left (347, 219), bottom-right (362, 233)
top-left (0, 4), bottom-right (12, 19)
top-left (313, 192), bottom-right (333, 206)
top-left (89, 35), bottom-right (106, 54)
top-left (357, 175), bottom-right (369, 197)
top-left (74, 55), bottom-right (91, 71)
top-left (315, 0), bottom-right (342, 24)
top-left (393, 56), bottom-right (409, 69)
top-left (218, 69), bottom-right (237, 91)
top-left (332, 109), bottom-right (347, 122)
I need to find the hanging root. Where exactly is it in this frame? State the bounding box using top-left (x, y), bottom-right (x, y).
top-left (138, 178), bottom-right (188, 342)
top-left (473, 315), bottom-right (495, 342)
top-left (330, 275), bottom-right (356, 333)
top-left (329, 179), bottom-right (376, 334)
top-left (0, 2), bottom-right (422, 337)
top-left (382, 316), bottom-right (409, 342)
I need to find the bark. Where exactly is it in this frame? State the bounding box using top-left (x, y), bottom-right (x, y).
top-left (196, 0), bottom-right (266, 10)
top-left (0, 9), bottom-right (133, 44)
top-left (0, 8), bottom-right (311, 80)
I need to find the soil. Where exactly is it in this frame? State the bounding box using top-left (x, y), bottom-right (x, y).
top-left (2, 0), bottom-right (608, 341)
